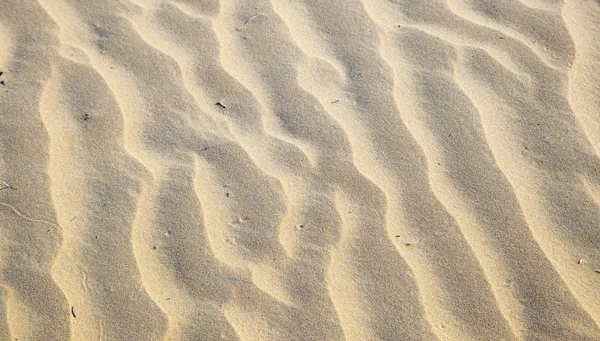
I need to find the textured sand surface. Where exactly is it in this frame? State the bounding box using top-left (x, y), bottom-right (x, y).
top-left (1, 0), bottom-right (600, 340)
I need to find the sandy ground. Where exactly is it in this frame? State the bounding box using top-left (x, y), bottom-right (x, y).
top-left (0, 0), bottom-right (600, 340)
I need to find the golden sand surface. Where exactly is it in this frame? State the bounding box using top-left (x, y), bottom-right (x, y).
top-left (0, 0), bottom-right (600, 340)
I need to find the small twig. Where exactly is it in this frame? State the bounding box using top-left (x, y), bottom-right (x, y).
top-left (330, 99), bottom-right (340, 103)
top-left (405, 239), bottom-right (422, 246)
top-left (215, 101), bottom-right (226, 109)
top-left (594, 269), bottom-right (600, 274)
top-left (0, 181), bottom-right (13, 191)
top-left (244, 15), bottom-right (258, 25)
top-left (71, 306), bottom-right (76, 318)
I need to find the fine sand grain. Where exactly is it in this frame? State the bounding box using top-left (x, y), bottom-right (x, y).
top-left (1, 0), bottom-right (600, 340)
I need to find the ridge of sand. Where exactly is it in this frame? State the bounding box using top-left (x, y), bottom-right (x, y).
top-left (1, 0), bottom-right (600, 340)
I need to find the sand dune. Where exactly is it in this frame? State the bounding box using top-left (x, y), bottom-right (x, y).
top-left (0, 0), bottom-right (600, 340)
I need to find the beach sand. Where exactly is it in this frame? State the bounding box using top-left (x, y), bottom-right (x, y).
top-left (1, 0), bottom-right (600, 340)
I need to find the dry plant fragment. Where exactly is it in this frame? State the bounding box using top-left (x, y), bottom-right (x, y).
top-left (244, 15), bottom-right (258, 25)
top-left (406, 239), bottom-right (422, 246)
top-left (0, 181), bottom-right (13, 190)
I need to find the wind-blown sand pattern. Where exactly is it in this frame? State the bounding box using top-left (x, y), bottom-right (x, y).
top-left (0, 0), bottom-right (600, 340)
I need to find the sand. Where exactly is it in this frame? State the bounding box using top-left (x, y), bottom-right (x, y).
top-left (0, 0), bottom-right (599, 340)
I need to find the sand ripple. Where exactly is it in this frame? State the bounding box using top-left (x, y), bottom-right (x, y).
top-left (0, 0), bottom-right (599, 339)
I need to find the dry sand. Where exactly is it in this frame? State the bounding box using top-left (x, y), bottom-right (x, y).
top-left (0, 0), bottom-right (600, 340)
